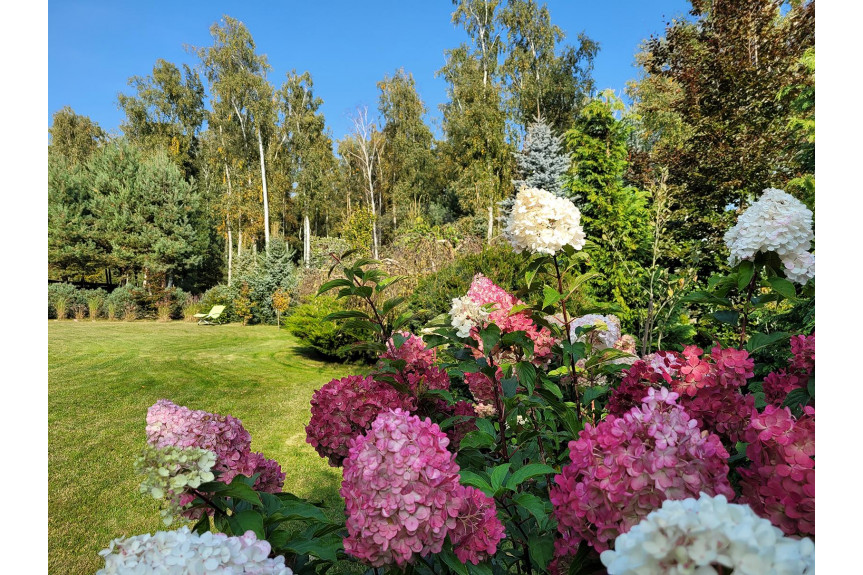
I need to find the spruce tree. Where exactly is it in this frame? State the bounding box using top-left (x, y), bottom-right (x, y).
top-left (512, 118), bottom-right (571, 195)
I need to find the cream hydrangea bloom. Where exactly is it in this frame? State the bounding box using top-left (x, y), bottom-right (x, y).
top-left (504, 187), bottom-right (586, 255)
top-left (449, 296), bottom-right (490, 338)
top-left (724, 188), bottom-right (814, 284)
top-left (600, 493), bottom-right (815, 575)
top-left (98, 526), bottom-right (294, 574)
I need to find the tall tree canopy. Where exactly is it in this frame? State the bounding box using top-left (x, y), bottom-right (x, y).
top-left (627, 0), bottom-right (815, 270)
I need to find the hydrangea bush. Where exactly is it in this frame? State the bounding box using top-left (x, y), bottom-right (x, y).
top-left (101, 185), bottom-right (815, 575)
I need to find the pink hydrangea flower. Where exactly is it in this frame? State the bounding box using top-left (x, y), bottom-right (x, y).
top-left (739, 405), bottom-right (815, 538)
top-left (673, 345), bottom-right (712, 396)
top-left (464, 370), bottom-right (498, 406)
top-left (382, 332), bottom-right (437, 370)
top-left (146, 400), bottom-right (284, 493)
top-left (306, 375), bottom-right (414, 467)
top-left (464, 274), bottom-right (557, 364)
top-left (450, 486), bottom-right (506, 565)
top-left (550, 389), bottom-right (734, 555)
top-left (340, 409), bottom-right (466, 567)
top-left (709, 344), bottom-right (755, 388)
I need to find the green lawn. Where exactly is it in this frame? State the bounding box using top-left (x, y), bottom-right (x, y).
top-left (48, 320), bottom-right (362, 575)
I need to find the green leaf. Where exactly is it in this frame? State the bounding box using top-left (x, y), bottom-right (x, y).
top-left (505, 464), bottom-right (556, 490)
top-left (278, 500), bottom-right (328, 522)
top-left (502, 377), bottom-right (519, 398)
top-left (480, 324), bottom-right (501, 354)
top-left (191, 514), bottom-right (210, 535)
top-left (542, 286), bottom-right (563, 309)
top-left (316, 278), bottom-right (354, 295)
top-left (529, 534), bottom-right (555, 570)
top-left (439, 547), bottom-right (470, 575)
top-left (745, 331), bottom-right (790, 353)
top-left (581, 385), bottom-right (608, 405)
top-left (381, 296), bottom-right (406, 315)
top-left (782, 388), bottom-right (810, 409)
top-left (282, 533), bottom-right (343, 562)
top-left (516, 362), bottom-right (537, 391)
top-left (737, 260), bottom-right (755, 291)
top-left (767, 276), bottom-right (797, 299)
top-left (228, 509), bottom-right (265, 539)
top-left (222, 481), bottom-right (262, 507)
top-left (513, 492), bottom-right (548, 524)
top-left (459, 470), bottom-right (493, 494)
top-left (807, 376), bottom-right (814, 398)
top-left (475, 418), bottom-right (496, 437)
top-left (712, 310), bottom-right (740, 325)
top-left (489, 463), bottom-right (511, 492)
top-left (681, 291), bottom-right (732, 307)
top-left (459, 431), bottom-right (496, 450)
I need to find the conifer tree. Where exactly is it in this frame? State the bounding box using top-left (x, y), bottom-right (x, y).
top-left (512, 117), bottom-right (570, 195)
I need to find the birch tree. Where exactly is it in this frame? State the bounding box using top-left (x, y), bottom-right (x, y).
top-left (344, 107), bottom-right (384, 259)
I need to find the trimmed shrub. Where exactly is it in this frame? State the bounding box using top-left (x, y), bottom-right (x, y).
top-left (284, 296), bottom-right (375, 363)
top-left (201, 284), bottom-right (235, 323)
top-left (107, 285), bottom-right (138, 321)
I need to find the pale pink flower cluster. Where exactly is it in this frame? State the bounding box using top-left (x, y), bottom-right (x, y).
top-left (146, 400), bottom-right (284, 493)
top-left (97, 527), bottom-right (292, 574)
top-left (550, 388), bottom-right (734, 554)
top-left (600, 494), bottom-right (815, 575)
top-left (504, 187), bottom-right (586, 255)
top-left (739, 405), bottom-right (815, 538)
top-left (462, 274), bottom-right (556, 364)
top-left (449, 486), bottom-right (506, 565)
top-left (305, 375), bottom-right (413, 466)
top-left (340, 409), bottom-right (503, 567)
top-left (724, 188), bottom-right (814, 284)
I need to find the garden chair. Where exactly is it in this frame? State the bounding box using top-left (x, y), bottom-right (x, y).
top-left (194, 305), bottom-right (226, 325)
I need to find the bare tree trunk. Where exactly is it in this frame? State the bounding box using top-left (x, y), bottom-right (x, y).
top-left (257, 127), bottom-right (270, 252)
top-left (487, 203), bottom-right (494, 245)
top-left (304, 214), bottom-right (311, 268)
top-left (227, 227), bottom-right (233, 286)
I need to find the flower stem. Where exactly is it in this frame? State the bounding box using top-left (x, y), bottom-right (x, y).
top-left (552, 255), bottom-right (583, 423)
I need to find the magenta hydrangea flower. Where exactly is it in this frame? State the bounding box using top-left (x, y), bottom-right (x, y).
top-left (465, 274), bottom-right (556, 364)
top-left (382, 332), bottom-right (437, 371)
top-left (306, 375), bottom-right (414, 467)
top-left (146, 400), bottom-right (284, 494)
top-left (464, 370), bottom-right (498, 406)
top-left (763, 334), bottom-right (815, 406)
top-left (709, 344), bottom-right (755, 388)
top-left (450, 486), bottom-right (506, 565)
top-left (739, 405), bottom-right (815, 538)
top-left (550, 388), bottom-right (734, 555)
top-left (341, 409), bottom-right (467, 567)
top-left (790, 334), bottom-right (815, 374)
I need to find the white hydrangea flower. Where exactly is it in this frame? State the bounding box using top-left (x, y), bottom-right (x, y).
top-left (504, 187), bottom-right (586, 255)
top-left (600, 493), bottom-right (815, 575)
top-left (97, 526), bottom-right (294, 574)
top-left (449, 296), bottom-right (490, 338)
top-left (569, 314), bottom-right (621, 350)
top-left (724, 188), bottom-right (814, 284)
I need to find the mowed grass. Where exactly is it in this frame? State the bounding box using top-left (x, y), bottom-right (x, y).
top-left (48, 321), bottom-right (363, 575)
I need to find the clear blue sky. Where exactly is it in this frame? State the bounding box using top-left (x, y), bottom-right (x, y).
top-left (48, 0), bottom-right (693, 141)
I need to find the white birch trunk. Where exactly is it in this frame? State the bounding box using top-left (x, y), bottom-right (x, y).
top-left (227, 228), bottom-right (233, 286)
top-left (487, 204), bottom-right (494, 245)
top-left (257, 127), bottom-right (270, 252)
top-left (304, 214), bottom-right (311, 268)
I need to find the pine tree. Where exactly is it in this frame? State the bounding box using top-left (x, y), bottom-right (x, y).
top-left (512, 117), bottom-right (570, 195)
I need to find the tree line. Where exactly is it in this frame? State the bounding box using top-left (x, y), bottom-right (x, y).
top-left (49, 0), bottom-right (814, 297)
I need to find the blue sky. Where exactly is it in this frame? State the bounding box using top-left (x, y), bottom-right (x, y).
top-left (48, 0), bottom-right (693, 141)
